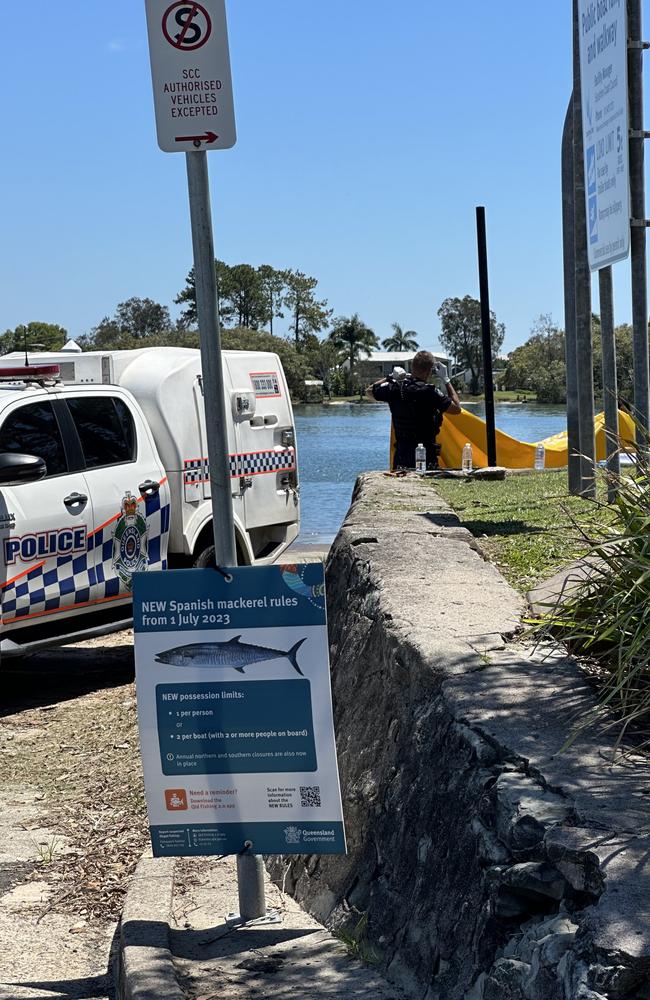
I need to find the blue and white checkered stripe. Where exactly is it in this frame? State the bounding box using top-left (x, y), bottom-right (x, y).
top-left (234, 449), bottom-right (296, 476)
top-left (184, 449), bottom-right (296, 484)
top-left (2, 493), bottom-right (170, 623)
top-left (183, 459), bottom-right (205, 484)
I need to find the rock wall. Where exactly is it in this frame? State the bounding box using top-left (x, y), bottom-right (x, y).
top-left (269, 474), bottom-right (650, 1000)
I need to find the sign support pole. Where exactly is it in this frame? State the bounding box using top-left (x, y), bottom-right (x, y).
top-left (475, 207), bottom-right (497, 468)
top-left (185, 151), bottom-right (237, 568)
top-left (598, 267), bottom-right (621, 499)
top-left (627, 0), bottom-right (650, 444)
top-left (573, 0), bottom-right (597, 498)
top-left (562, 95), bottom-right (582, 495)
top-left (185, 150), bottom-right (267, 922)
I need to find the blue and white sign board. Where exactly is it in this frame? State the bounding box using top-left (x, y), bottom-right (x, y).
top-left (133, 564), bottom-right (346, 856)
top-left (578, 0), bottom-right (630, 271)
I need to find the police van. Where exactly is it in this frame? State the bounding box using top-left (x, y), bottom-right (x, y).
top-left (0, 346), bottom-right (299, 656)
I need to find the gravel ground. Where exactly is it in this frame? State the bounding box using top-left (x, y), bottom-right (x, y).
top-left (170, 857), bottom-right (403, 1000)
top-left (0, 630), bottom-right (146, 1000)
top-left (0, 546), bottom-right (331, 999)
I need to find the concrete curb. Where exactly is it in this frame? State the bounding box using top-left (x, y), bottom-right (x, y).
top-left (116, 856), bottom-right (183, 1000)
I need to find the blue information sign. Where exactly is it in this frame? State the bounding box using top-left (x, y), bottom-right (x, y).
top-left (133, 564), bottom-right (346, 857)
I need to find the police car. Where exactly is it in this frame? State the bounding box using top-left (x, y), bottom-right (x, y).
top-left (0, 347), bottom-right (299, 657)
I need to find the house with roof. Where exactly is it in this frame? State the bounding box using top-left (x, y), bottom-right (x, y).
top-left (348, 350), bottom-right (450, 385)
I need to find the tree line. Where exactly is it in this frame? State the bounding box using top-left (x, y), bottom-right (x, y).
top-left (0, 261), bottom-right (434, 400)
top-left (504, 313), bottom-right (635, 405)
top-left (8, 265), bottom-right (627, 405)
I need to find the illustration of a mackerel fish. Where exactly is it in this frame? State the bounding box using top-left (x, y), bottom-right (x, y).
top-left (155, 635), bottom-right (307, 675)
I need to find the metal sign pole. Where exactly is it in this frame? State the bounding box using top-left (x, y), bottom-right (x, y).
top-left (475, 207), bottom-right (497, 468)
top-left (573, 0), bottom-right (597, 498)
top-left (562, 95), bottom-right (582, 495)
top-left (185, 151), bottom-right (237, 568)
top-left (185, 151), bottom-right (267, 923)
top-left (144, 0), bottom-right (271, 927)
top-left (598, 267), bottom-right (621, 500)
top-left (627, 0), bottom-right (650, 443)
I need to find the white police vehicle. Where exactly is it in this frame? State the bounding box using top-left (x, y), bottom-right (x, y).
top-left (0, 347), bottom-right (299, 657)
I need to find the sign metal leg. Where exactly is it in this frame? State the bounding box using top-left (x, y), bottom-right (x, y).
top-left (185, 153), bottom-right (279, 925)
top-left (225, 844), bottom-right (281, 927)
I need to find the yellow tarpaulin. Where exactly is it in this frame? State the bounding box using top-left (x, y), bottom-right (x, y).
top-left (390, 408), bottom-right (636, 470)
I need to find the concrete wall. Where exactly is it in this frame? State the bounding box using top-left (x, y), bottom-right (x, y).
top-left (269, 474), bottom-right (650, 1000)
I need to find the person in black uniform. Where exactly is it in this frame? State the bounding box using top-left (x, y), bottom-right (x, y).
top-left (366, 350), bottom-right (461, 469)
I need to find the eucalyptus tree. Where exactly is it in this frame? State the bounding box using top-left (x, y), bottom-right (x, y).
top-left (438, 295), bottom-right (505, 395)
top-left (283, 270), bottom-right (332, 346)
top-left (257, 264), bottom-right (287, 335)
top-left (176, 261), bottom-right (267, 329)
top-left (305, 338), bottom-right (344, 396)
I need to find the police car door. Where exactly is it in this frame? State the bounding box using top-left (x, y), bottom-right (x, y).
top-left (224, 356), bottom-right (298, 531)
top-left (62, 391), bottom-right (170, 605)
top-left (0, 397), bottom-right (93, 631)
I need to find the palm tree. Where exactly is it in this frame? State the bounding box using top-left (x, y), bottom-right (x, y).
top-left (382, 322), bottom-right (419, 352)
top-left (329, 314), bottom-right (379, 373)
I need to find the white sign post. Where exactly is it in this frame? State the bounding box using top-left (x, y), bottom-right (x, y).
top-left (145, 0), bottom-right (236, 152)
top-left (578, 0), bottom-right (630, 271)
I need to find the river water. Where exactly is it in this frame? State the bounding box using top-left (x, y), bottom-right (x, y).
top-left (294, 402), bottom-right (568, 543)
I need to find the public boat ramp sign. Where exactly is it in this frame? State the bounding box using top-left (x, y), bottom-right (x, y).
top-left (144, 0), bottom-right (236, 152)
top-left (133, 564), bottom-right (347, 856)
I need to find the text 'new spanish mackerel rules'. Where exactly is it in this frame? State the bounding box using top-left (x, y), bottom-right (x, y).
top-left (133, 564), bottom-right (346, 857)
top-left (144, 0), bottom-right (236, 152)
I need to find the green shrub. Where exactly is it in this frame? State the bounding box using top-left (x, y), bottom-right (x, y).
top-left (531, 434), bottom-right (650, 753)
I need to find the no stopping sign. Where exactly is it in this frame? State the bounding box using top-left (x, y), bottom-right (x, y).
top-left (145, 0), bottom-right (236, 152)
top-left (162, 3), bottom-right (212, 52)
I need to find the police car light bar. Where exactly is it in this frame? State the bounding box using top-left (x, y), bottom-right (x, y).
top-left (0, 364), bottom-right (61, 382)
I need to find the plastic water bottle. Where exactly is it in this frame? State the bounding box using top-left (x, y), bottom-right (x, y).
top-left (462, 442), bottom-right (473, 473)
top-left (534, 443), bottom-right (545, 471)
top-left (415, 442), bottom-right (426, 472)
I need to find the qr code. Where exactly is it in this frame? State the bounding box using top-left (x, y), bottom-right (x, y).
top-left (300, 785), bottom-right (321, 808)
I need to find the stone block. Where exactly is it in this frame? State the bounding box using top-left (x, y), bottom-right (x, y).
top-left (483, 959), bottom-right (531, 999)
top-left (499, 863), bottom-right (567, 903)
top-left (267, 473), bottom-right (650, 1000)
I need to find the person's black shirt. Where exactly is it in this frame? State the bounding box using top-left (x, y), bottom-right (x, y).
top-left (372, 375), bottom-right (451, 468)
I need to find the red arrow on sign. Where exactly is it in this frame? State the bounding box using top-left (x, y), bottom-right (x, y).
top-left (174, 131), bottom-right (219, 144)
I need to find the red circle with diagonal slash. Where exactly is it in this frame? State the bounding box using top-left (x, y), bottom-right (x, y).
top-left (162, 2), bottom-right (212, 51)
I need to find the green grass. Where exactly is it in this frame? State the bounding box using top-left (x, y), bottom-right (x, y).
top-left (431, 450), bottom-right (650, 754)
top-left (431, 472), bottom-right (612, 593)
top-left (335, 913), bottom-right (381, 966)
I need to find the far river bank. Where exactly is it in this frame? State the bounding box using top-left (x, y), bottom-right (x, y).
top-left (294, 401), bottom-right (568, 543)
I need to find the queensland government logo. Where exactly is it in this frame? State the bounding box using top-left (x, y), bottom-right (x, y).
top-left (283, 825), bottom-right (301, 845)
top-left (113, 492), bottom-right (148, 588)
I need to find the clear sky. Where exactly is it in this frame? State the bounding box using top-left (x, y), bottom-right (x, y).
top-left (1, 2), bottom-right (645, 354)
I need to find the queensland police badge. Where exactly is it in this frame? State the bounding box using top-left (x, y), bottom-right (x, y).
top-left (113, 492), bottom-right (148, 588)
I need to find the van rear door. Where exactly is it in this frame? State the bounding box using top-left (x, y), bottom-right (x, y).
top-left (223, 355), bottom-right (298, 532)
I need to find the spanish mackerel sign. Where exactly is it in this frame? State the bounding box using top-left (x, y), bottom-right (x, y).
top-left (133, 564), bottom-right (346, 856)
top-left (144, 0), bottom-right (236, 152)
top-left (578, 0), bottom-right (630, 271)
